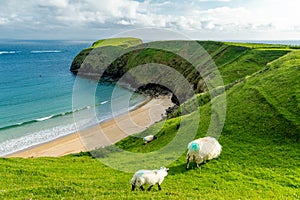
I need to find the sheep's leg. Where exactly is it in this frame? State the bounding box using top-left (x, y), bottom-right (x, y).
top-left (140, 186), bottom-right (145, 191)
top-left (131, 184), bottom-right (135, 191)
top-left (197, 158), bottom-right (203, 168)
top-left (186, 155), bottom-right (190, 170)
top-left (158, 184), bottom-right (162, 191)
top-left (186, 161), bottom-right (190, 170)
top-left (147, 185), bottom-right (154, 191)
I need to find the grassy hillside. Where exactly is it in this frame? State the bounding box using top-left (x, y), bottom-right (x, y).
top-left (1, 42), bottom-right (299, 199)
top-left (225, 41), bottom-right (300, 50)
top-left (91, 37), bottom-right (142, 49)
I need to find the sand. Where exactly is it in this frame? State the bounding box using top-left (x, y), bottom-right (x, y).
top-left (8, 95), bottom-right (174, 158)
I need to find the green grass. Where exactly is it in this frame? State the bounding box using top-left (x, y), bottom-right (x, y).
top-left (224, 41), bottom-right (299, 50)
top-left (91, 37), bottom-right (142, 49)
top-left (1, 43), bottom-right (299, 199)
top-left (219, 49), bottom-right (289, 85)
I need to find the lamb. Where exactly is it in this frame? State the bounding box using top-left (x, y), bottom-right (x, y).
top-left (186, 136), bottom-right (222, 170)
top-left (130, 167), bottom-right (169, 191)
top-left (143, 135), bottom-right (157, 145)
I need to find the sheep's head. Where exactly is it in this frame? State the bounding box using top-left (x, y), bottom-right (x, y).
top-left (160, 167), bottom-right (169, 175)
top-left (153, 135), bottom-right (158, 140)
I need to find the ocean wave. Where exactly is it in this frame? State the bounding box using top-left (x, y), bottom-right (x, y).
top-left (0, 104), bottom-right (97, 131)
top-left (30, 50), bottom-right (61, 53)
top-left (0, 51), bottom-right (17, 55)
top-left (100, 100), bottom-right (110, 105)
top-left (35, 115), bottom-right (54, 122)
top-left (0, 95), bottom-right (146, 132)
top-left (0, 111), bottom-right (73, 131)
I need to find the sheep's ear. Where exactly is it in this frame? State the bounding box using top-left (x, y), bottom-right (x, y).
top-left (166, 168), bottom-right (169, 172)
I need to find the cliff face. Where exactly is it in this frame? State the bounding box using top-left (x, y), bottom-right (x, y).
top-left (70, 37), bottom-right (142, 74)
top-left (70, 48), bottom-right (93, 74)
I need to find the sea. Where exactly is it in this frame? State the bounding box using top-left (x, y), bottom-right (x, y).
top-left (0, 40), bottom-right (147, 156)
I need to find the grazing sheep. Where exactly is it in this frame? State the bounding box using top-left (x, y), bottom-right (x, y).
top-left (186, 136), bottom-right (222, 170)
top-left (143, 135), bottom-right (157, 145)
top-left (130, 167), bottom-right (169, 191)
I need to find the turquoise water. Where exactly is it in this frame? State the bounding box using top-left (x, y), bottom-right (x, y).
top-left (0, 40), bottom-right (146, 156)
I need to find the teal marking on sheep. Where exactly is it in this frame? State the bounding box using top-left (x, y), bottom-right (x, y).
top-left (191, 142), bottom-right (199, 151)
top-left (137, 172), bottom-right (144, 177)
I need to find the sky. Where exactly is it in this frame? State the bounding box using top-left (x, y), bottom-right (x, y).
top-left (0, 0), bottom-right (300, 40)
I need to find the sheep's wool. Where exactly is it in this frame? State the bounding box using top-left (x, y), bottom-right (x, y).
top-left (186, 136), bottom-right (222, 169)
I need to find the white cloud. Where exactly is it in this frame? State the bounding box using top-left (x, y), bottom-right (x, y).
top-left (247, 0), bottom-right (300, 30)
top-left (38, 0), bottom-right (69, 8)
top-left (197, 0), bottom-right (232, 2)
top-left (117, 19), bottom-right (133, 25)
top-left (0, 0), bottom-right (300, 39)
top-left (0, 18), bottom-right (9, 25)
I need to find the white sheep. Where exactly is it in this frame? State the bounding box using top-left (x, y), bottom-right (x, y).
top-left (143, 135), bottom-right (157, 145)
top-left (186, 136), bottom-right (222, 170)
top-left (130, 167), bottom-right (169, 191)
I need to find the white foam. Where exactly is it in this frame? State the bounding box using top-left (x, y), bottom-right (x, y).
top-left (35, 115), bottom-right (54, 122)
top-left (0, 51), bottom-right (16, 55)
top-left (100, 100), bottom-right (110, 105)
top-left (30, 50), bottom-right (61, 53)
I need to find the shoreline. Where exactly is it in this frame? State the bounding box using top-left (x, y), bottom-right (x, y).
top-left (5, 96), bottom-right (152, 157)
top-left (7, 95), bottom-right (174, 158)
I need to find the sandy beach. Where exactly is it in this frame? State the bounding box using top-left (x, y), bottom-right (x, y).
top-left (8, 95), bottom-right (174, 158)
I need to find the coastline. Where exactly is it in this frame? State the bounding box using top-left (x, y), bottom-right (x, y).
top-left (8, 95), bottom-right (174, 158)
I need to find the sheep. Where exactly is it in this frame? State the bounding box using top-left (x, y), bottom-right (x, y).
top-left (186, 136), bottom-right (222, 170)
top-left (143, 135), bottom-right (157, 145)
top-left (130, 167), bottom-right (169, 191)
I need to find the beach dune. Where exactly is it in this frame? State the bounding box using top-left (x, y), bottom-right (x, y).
top-left (8, 96), bottom-right (174, 158)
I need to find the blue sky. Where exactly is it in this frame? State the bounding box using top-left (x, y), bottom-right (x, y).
top-left (0, 0), bottom-right (300, 40)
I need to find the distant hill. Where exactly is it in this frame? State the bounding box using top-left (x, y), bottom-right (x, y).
top-left (91, 37), bottom-right (143, 49)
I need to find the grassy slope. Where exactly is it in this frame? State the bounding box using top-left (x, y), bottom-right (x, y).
top-left (219, 49), bottom-right (289, 85)
top-left (110, 50), bottom-right (300, 195)
top-left (1, 43), bottom-right (299, 199)
top-left (91, 37), bottom-right (142, 49)
top-left (224, 41), bottom-right (300, 50)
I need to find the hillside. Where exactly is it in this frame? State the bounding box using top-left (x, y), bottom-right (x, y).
top-left (70, 39), bottom-right (289, 104)
top-left (0, 41), bottom-right (299, 199)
